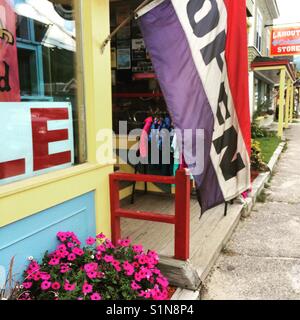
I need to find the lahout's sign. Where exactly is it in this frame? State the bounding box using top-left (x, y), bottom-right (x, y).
top-left (271, 26), bottom-right (300, 56)
top-left (0, 102), bottom-right (74, 185)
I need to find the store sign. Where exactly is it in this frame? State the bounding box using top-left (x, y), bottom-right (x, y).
top-left (271, 26), bottom-right (300, 56)
top-left (0, 103), bottom-right (74, 185)
top-left (0, 0), bottom-right (21, 101)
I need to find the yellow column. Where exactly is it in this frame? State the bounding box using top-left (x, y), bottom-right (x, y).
top-left (285, 79), bottom-right (291, 129)
top-left (278, 68), bottom-right (286, 138)
top-left (290, 83), bottom-right (294, 122)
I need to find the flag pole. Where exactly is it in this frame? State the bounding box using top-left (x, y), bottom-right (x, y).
top-left (100, 0), bottom-right (154, 54)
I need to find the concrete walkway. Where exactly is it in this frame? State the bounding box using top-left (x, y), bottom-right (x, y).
top-left (202, 123), bottom-right (300, 300)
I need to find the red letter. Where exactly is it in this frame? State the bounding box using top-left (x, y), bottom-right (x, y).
top-left (31, 108), bottom-right (71, 171)
top-left (0, 159), bottom-right (25, 179)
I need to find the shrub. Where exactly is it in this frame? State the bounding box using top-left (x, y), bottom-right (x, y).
top-left (251, 140), bottom-right (265, 171)
top-left (17, 232), bottom-right (169, 300)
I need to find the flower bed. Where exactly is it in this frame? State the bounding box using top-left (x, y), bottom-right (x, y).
top-left (18, 232), bottom-right (169, 300)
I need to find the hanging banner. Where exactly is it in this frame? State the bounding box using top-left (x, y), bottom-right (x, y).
top-left (0, 102), bottom-right (74, 185)
top-left (271, 26), bottom-right (300, 56)
top-left (138, 0), bottom-right (251, 213)
top-left (0, 0), bottom-right (20, 101)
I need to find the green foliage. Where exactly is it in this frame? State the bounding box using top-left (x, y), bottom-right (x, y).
top-left (251, 140), bottom-right (265, 171)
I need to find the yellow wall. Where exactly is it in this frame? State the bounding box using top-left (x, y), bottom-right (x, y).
top-left (0, 0), bottom-right (113, 236)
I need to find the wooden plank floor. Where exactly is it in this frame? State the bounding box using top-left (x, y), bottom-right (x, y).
top-left (121, 193), bottom-right (242, 271)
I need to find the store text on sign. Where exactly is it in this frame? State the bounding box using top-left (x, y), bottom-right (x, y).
top-left (271, 26), bottom-right (300, 56)
top-left (0, 103), bottom-right (74, 185)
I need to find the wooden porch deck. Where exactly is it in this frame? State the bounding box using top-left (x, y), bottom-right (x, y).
top-left (121, 193), bottom-right (243, 279)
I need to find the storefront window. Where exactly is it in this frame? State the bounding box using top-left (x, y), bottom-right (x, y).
top-left (0, 0), bottom-right (86, 185)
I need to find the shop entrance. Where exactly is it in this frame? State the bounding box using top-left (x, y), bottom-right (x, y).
top-left (109, 0), bottom-right (178, 198)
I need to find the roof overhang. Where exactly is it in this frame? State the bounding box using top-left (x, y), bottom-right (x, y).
top-left (251, 58), bottom-right (296, 85)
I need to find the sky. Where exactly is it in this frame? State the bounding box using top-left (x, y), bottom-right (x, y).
top-left (274, 0), bottom-right (300, 25)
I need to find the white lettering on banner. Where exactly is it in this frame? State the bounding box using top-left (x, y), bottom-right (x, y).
top-left (0, 102), bottom-right (74, 185)
top-left (172, 0), bottom-right (250, 199)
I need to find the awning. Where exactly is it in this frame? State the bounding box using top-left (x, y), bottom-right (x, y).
top-left (251, 56), bottom-right (296, 84)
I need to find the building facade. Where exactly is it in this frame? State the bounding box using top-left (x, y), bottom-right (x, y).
top-left (247, 0), bottom-right (280, 118)
top-left (0, 0), bottom-right (113, 282)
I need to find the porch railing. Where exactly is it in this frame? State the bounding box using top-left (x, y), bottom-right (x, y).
top-left (109, 169), bottom-right (190, 260)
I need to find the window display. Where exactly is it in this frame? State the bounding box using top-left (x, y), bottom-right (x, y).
top-left (0, 0), bottom-right (86, 185)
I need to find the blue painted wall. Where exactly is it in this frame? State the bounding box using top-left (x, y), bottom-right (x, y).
top-left (0, 192), bottom-right (96, 284)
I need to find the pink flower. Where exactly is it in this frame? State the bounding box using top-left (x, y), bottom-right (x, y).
top-left (133, 245), bottom-right (143, 253)
top-left (67, 253), bottom-right (76, 261)
top-left (64, 282), bottom-right (76, 291)
top-left (82, 282), bottom-right (93, 294)
top-left (131, 281), bottom-right (141, 290)
top-left (104, 255), bottom-right (114, 263)
top-left (139, 290), bottom-right (151, 299)
top-left (96, 233), bottom-right (106, 239)
top-left (22, 282), bottom-right (32, 289)
top-left (40, 272), bottom-right (51, 281)
top-left (134, 273), bottom-right (142, 282)
top-left (33, 273), bottom-right (41, 281)
top-left (60, 265), bottom-right (71, 274)
top-left (52, 282), bottom-right (61, 290)
top-left (156, 276), bottom-right (169, 288)
top-left (87, 271), bottom-right (98, 279)
top-left (67, 242), bottom-right (75, 248)
top-left (84, 263), bottom-right (98, 273)
top-left (86, 237), bottom-right (96, 245)
top-left (138, 255), bottom-right (148, 265)
top-left (41, 281), bottom-right (52, 291)
top-left (95, 253), bottom-right (102, 260)
top-left (90, 293), bottom-right (102, 300)
top-left (57, 244), bottom-right (67, 251)
top-left (96, 245), bottom-right (106, 252)
top-left (72, 247), bottom-right (84, 256)
top-left (118, 238), bottom-right (131, 247)
top-left (49, 258), bottom-right (60, 266)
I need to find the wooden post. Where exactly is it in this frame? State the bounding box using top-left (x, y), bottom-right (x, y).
top-left (290, 83), bottom-right (294, 122)
top-left (285, 79), bottom-right (291, 129)
top-left (278, 68), bottom-right (286, 138)
top-left (174, 169), bottom-right (190, 261)
top-left (109, 175), bottom-right (121, 244)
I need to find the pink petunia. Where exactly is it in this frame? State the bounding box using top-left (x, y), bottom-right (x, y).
top-left (156, 276), bottom-right (169, 288)
top-left (132, 245), bottom-right (143, 253)
top-left (22, 282), bottom-right (32, 289)
top-left (138, 255), bottom-right (148, 265)
top-left (82, 282), bottom-right (93, 294)
top-left (57, 244), bottom-right (67, 251)
top-left (84, 263), bottom-right (98, 273)
top-left (49, 258), bottom-right (60, 266)
top-left (67, 253), bottom-right (77, 261)
top-left (134, 273), bottom-right (142, 282)
top-left (87, 271), bottom-right (98, 279)
top-left (103, 255), bottom-right (114, 263)
top-left (90, 293), bottom-right (102, 300)
top-left (131, 281), bottom-right (141, 290)
top-left (40, 272), bottom-right (51, 281)
top-left (52, 282), bottom-right (61, 290)
top-left (96, 245), bottom-right (106, 252)
top-left (72, 247), bottom-right (84, 256)
top-left (95, 253), bottom-right (102, 260)
top-left (41, 281), bottom-right (52, 291)
top-left (64, 282), bottom-right (76, 292)
top-left (96, 233), bottom-right (106, 239)
top-left (86, 237), bottom-right (96, 245)
top-left (67, 242), bottom-right (75, 248)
